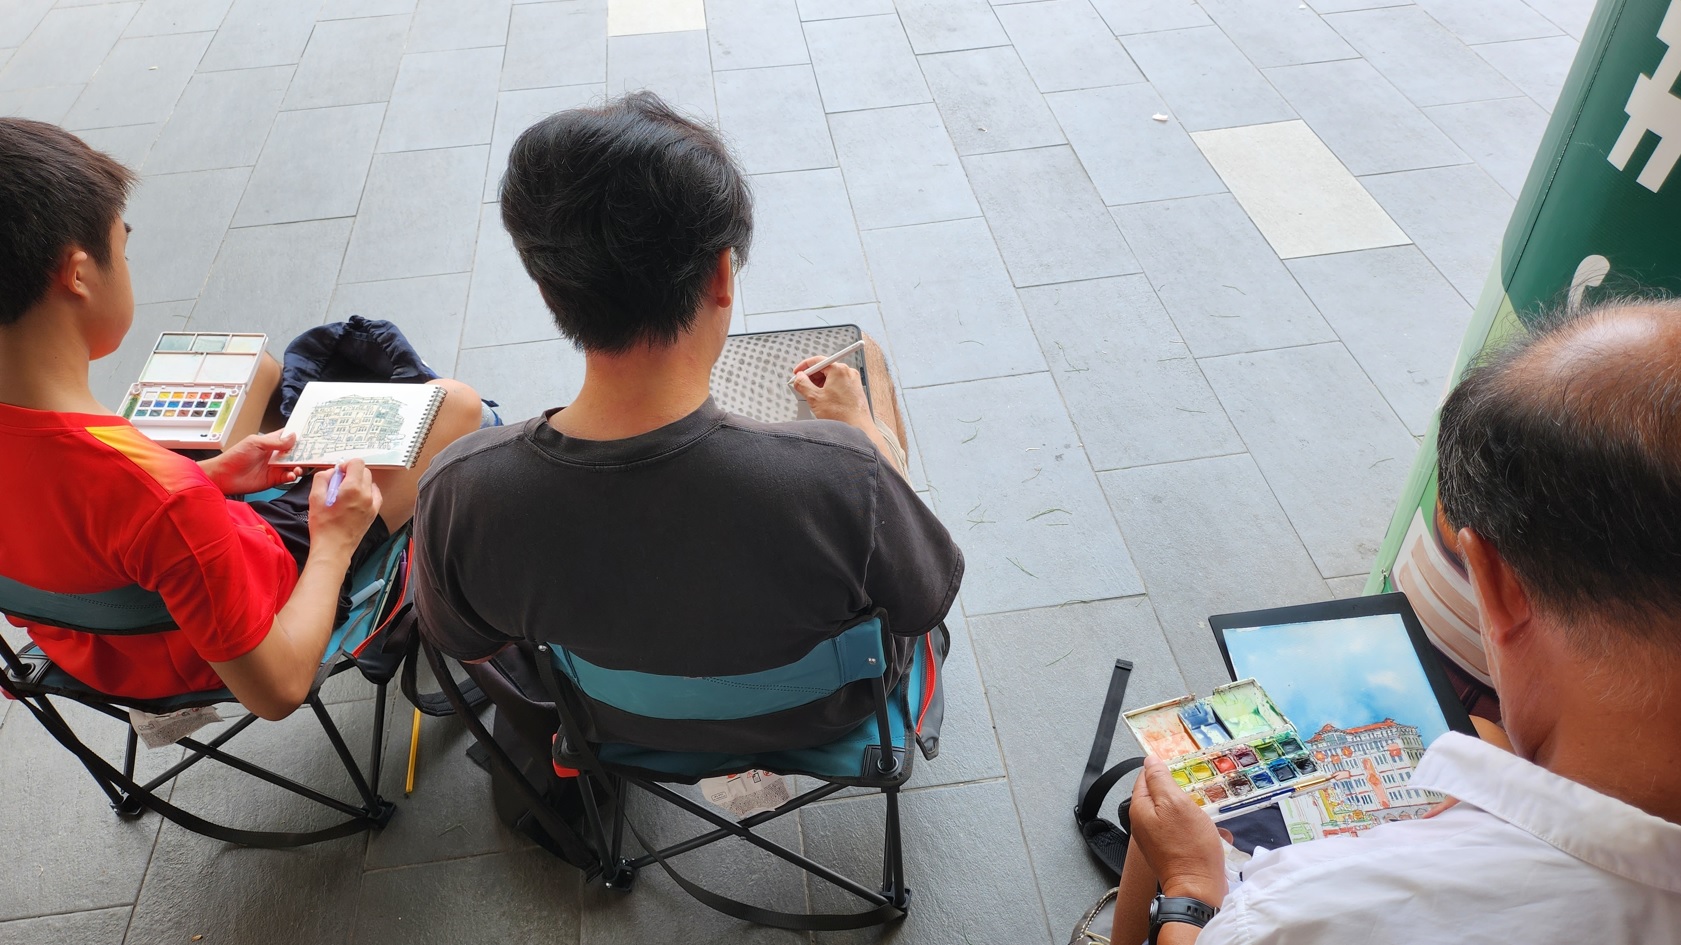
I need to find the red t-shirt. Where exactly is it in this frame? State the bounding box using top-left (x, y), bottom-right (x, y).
top-left (0, 405), bottom-right (298, 698)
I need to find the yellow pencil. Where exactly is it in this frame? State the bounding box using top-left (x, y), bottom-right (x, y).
top-left (404, 707), bottom-right (422, 795)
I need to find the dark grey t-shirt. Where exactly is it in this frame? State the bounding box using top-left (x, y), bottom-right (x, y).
top-left (412, 399), bottom-right (963, 752)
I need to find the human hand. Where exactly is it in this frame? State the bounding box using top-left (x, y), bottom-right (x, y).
top-left (791, 357), bottom-right (871, 426)
top-left (307, 460), bottom-right (380, 558)
top-left (201, 431), bottom-right (303, 495)
top-left (1130, 756), bottom-right (1227, 907)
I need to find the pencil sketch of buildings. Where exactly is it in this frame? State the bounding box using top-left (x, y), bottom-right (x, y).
top-left (290, 395), bottom-right (406, 462)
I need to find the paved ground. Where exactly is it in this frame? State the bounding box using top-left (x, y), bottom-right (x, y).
top-left (0, 0), bottom-right (1590, 942)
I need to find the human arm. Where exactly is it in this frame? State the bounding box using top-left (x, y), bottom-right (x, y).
top-left (1124, 755), bottom-right (1228, 944)
top-left (791, 359), bottom-right (906, 478)
top-left (210, 462), bottom-right (379, 720)
top-left (198, 431), bottom-right (304, 495)
top-left (409, 465), bottom-right (516, 663)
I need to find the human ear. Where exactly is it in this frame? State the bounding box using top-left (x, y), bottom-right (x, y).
top-left (710, 248), bottom-right (733, 310)
top-left (1458, 528), bottom-right (1532, 672)
top-left (55, 247), bottom-right (95, 302)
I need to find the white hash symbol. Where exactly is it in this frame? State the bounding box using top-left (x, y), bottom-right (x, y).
top-left (1609, 0), bottom-right (1681, 193)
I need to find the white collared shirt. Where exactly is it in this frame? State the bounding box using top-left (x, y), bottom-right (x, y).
top-left (1199, 733), bottom-right (1681, 945)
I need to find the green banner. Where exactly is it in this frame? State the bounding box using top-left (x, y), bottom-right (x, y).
top-left (1369, 0), bottom-right (1681, 683)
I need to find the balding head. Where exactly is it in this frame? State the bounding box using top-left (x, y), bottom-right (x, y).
top-left (1437, 298), bottom-right (1681, 655)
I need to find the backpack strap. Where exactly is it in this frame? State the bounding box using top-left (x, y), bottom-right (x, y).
top-left (1075, 659), bottom-right (1143, 877)
top-left (395, 602), bottom-right (487, 716)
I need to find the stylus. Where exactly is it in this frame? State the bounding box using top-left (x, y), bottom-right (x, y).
top-left (788, 339), bottom-right (867, 388)
top-left (325, 465), bottom-right (345, 507)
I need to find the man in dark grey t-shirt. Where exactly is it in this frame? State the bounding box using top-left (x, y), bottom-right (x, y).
top-left (413, 92), bottom-right (963, 753)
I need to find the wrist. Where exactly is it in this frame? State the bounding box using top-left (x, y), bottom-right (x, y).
top-left (306, 535), bottom-right (358, 567)
top-left (1160, 878), bottom-right (1224, 909)
top-left (197, 456), bottom-right (229, 491)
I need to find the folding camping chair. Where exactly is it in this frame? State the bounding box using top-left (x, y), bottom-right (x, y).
top-left (0, 527), bottom-right (413, 848)
top-left (424, 611), bottom-right (950, 932)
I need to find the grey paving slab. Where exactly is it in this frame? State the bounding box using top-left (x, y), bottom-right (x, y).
top-left (124, 0), bottom-right (235, 37)
top-left (502, 0), bottom-right (606, 91)
top-left (920, 45), bottom-right (1064, 155)
top-left (320, 0), bottom-right (415, 17)
top-left (895, 0), bottom-right (1009, 54)
top-left (798, 0), bottom-right (895, 18)
top-left (716, 64), bottom-right (836, 175)
top-left (80, 122), bottom-right (162, 172)
top-left (1088, 0), bottom-right (1210, 34)
top-left (1413, 0), bottom-right (1560, 45)
top-left (909, 371), bottom-right (1143, 615)
top-left (1287, 245), bottom-right (1470, 436)
top-left (606, 29), bottom-right (715, 121)
top-left (862, 218), bottom-right (1047, 388)
top-left (144, 64), bottom-right (291, 174)
top-left (908, 604), bottom-right (1007, 787)
top-left (484, 83), bottom-right (605, 201)
top-left (0, 1), bottom-right (51, 49)
top-left (1423, 96), bottom-right (1548, 198)
top-left (358, 848), bottom-right (581, 944)
top-left (62, 30), bottom-right (210, 131)
top-left (455, 338), bottom-right (586, 421)
top-left (736, 168), bottom-right (873, 315)
top-left (1474, 35), bottom-right (1576, 111)
top-left (1112, 193), bottom-right (1336, 358)
top-left (1099, 456), bottom-right (1329, 694)
top-left (1362, 162), bottom-right (1513, 301)
top-left (1263, 58), bottom-right (1468, 177)
top-left (282, 13), bottom-right (408, 110)
top-left (967, 597), bottom-right (1188, 931)
top-left (234, 102), bottom-right (384, 227)
top-left (709, 0), bottom-right (808, 71)
top-left (0, 49), bottom-right (10, 73)
top-left (805, 782), bottom-right (1053, 945)
top-left (804, 13), bottom-right (930, 113)
top-left (1324, 6), bottom-right (1520, 107)
top-left (463, 201), bottom-right (563, 348)
top-left (341, 145), bottom-right (489, 283)
top-left (1327, 574), bottom-right (1370, 597)
top-left (123, 704), bottom-right (375, 945)
top-left (93, 299), bottom-right (192, 408)
top-left (994, 0), bottom-right (1142, 93)
top-left (1020, 275), bottom-right (1241, 471)
top-left (0, 907), bottom-right (130, 945)
top-left (407, 0), bottom-right (512, 53)
top-left (0, 701), bottom-right (173, 921)
top-left (1197, 0), bottom-right (1357, 67)
top-left (191, 218), bottom-right (353, 348)
top-left (964, 146), bottom-right (1135, 287)
top-left (0, 4), bottom-right (135, 91)
top-left (1045, 84), bottom-right (1225, 206)
top-left (1200, 343), bottom-right (1418, 578)
top-left (125, 166), bottom-right (249, 303)
top-left (1121, 26), bottom-right (1296, 132)
top-left (0, 84), bottom-right (83, 123)
top-left (1523, 0), bottom-right (1596, 39)
top-left (379, 47), bottom-right (502, 153)
top-left (197, 0), bottom-right (319, 72)
top-left (827, 103), bottom-right (978, 230)
top-left (1304, 0), bottom-right (1409, 11)
top-left (364, 712), bottom-right (528, 870)
top-left (329, 273), bottom-right (470, 372)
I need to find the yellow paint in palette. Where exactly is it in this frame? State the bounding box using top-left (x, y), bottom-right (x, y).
top-left (1188, 760), bottom-right (1216, 782)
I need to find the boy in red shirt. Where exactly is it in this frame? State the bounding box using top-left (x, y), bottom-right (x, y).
top-left (0, 119), bottom-right (483, 720)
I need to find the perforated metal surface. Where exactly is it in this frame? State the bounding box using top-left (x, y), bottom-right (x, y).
top-left (710, 325), bottom-right (865, 424)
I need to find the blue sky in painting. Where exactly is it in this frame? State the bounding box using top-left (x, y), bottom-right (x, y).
top-left (1223, 614), bottom-right (1450, 746)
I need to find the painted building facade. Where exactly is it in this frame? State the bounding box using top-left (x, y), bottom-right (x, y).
top-left (1306, 719), bottom-right (1436, 822)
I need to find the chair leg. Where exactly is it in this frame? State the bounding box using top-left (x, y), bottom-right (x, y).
top-left (579, 771), bottom-right (634, 891)
top-left (114, 726), bottom-right (144, 818)
top-left (307, 694), bottom-right (391, 825)
top-left (881, 787), bottom-right (910, 909)
top-left (367, 681), bottom-right (388, 793)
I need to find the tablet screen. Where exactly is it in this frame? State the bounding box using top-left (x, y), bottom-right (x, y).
top-left (1222, 612), bottom-right (1451, 749)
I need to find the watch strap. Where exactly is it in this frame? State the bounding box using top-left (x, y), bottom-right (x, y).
top-left (1149, 895), bottom-right (1219, 942)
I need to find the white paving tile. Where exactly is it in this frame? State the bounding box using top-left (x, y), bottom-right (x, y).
top-left (1191, 120), bottom-right (1408, 259)
top-left (607, 0), bottom-right (704, 36)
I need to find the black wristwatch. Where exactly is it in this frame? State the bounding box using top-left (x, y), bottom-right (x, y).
top-left (1148, 894), bottom-right (1219, 943)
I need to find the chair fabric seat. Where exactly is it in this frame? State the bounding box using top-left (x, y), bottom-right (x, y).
top-left (578, 629), bottom-right (937, 786)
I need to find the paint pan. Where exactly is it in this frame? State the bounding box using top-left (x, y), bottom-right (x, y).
top-left (1227, 772), bottom-right (1254, 796)
top-left (1231, 745), bottom-right (1260, 767)
top-left (1267, 759), bottom-right (1298, 783)
top-left (1256, 740), bottom-right (1282, 762)
top-left (1178, 699), bottom-right (1231, 747)
top-left (1248, 766), bottom-right (1276, 789)
top-left (1208, 679), bottom-right (1291, 740)
top-left (1171, 765), bottom-right (1192, 788)
top-left (1123, 697), bottom-right (1203, 759)
top-left (1202, 780), bottom-right (1230, 802)
top-left (1290, 753), bottom-right (1317, 775)
top-left (1212, 752), bottom-right (1237, 774)
top-left (1188, 760), bottom-right (1216, 782)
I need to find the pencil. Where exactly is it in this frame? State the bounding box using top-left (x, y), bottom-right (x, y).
top-left (788, 339), bottom-right (866, 388)
top-left (404, 707), bottom-right (421, 795)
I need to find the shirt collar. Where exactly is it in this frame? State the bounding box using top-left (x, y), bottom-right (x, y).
top-left (1410, 732), bottom-right (1681, 892)
top-left (524, 398), bottom-right (726, 467)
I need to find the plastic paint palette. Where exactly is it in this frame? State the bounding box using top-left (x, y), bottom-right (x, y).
top-left (1124, 679), bottom-right (1331, 819)
top-left (120, 332), bottom-right (266, 449)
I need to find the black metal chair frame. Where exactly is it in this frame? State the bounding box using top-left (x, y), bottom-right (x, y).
top-left (0, 580), bottom-right (405, 848)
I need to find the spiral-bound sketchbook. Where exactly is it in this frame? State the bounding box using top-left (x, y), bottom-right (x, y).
top-left (270, 382), bottom-right (445, 469)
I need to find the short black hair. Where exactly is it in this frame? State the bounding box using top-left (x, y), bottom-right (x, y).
top-left (0, 119), bottom-right (136, 326)
top-left (1437, 296), bottom-right (1681, 650)
top-left (499, 92), bottom-right (753, 353)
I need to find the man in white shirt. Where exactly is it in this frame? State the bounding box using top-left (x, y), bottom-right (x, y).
top-left (1109, 298), bottom-right (1681, 945)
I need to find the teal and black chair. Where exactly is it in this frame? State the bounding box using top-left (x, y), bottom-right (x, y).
top-left (423, 610), bottom-right (950, 931)
top-left (0, 528), bottom-right (413, 848)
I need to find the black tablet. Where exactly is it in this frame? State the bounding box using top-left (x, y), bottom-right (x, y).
top-left (1210, 593), bottom-right (1476, 751)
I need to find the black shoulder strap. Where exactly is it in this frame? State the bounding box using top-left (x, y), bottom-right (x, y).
top-left (396, 603), bottom-right (486, 716)
top-left (1075, 659), bottom-right (1143, 877)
